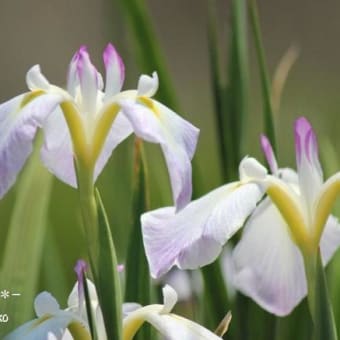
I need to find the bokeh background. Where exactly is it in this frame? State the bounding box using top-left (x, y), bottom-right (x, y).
top-left (1, 0), bottom-right (340, 331)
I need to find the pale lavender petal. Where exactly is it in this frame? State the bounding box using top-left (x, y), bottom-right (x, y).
top-left (137, 72), bottom-right (158, 97)
top-left (40, 108), bottom-right (77, 187)
top-left (103, 43), bottom-right (125, 101)
top-left (320, 215), bottom-right (340, 264)
top-left (75, 46), bottom-right (101, 114)
top-left (0, 93), bottom-right (63, 198)
top-left (93, 112), bottom-right (133, 182)
top-left (35, 292), bottom-right (60, 317)
top-left (144, 313), bottom-right (222, 340)
top-left (26, 65), bottom-right (50, 91)
top-left (142, 183), bottom-right (261, 278)
top-left (74, 259), bottom-right (88, 311)
top-left (294, 117), bottom-right (323, 209)
top-left (260, 134), bottom-right (278, 175)
top-left (232, 198), bottom-right (307, 316)
top-left (67, 49), bottom-right (81, 97)
top-left (120, 99), bottom-right (199, 210)
top-left (4, 311), bottom-right (88, 340)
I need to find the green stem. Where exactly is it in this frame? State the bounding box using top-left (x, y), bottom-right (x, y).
top-left (76, 162), bottom-right (122, 340)
top-left (201, 261), bottom-right (229, 334)
top-left (304, 250), bottom-right (338, 340)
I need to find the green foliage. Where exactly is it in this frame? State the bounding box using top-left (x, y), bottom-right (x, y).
top-left (0, 138), bottom-right (53, 337)
top-left (94, 189), bottom-right (122, 340)
top-left (125, 140), bottom-right (152, 340)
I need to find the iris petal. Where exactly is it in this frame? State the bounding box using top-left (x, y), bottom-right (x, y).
top-left (142, 183), bottom-right (261, 278)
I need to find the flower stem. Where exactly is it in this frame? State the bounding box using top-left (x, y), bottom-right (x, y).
top-left (76, 161), bottom-right (123, 340)
top-left (304, 250), bottom-right (338, 340)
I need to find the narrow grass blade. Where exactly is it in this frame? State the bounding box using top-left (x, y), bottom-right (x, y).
top-left (125, 139), bottom-right (151, 340)
top-left (249, 0), bottom-right (276, 151)
top-left (94, 189), bottom-right (122, 340)
top-left (305, 251), bottom-right (338, 340)
top-left (201, 261), bottom-right (229, 335)
top-left (207, 0), bottom-right (233, 180)
top-left (0, 138), bottom-right (53, 337)
top-left (83, 269), bottom-right (98, 340)
top-left (116, 0), bottom-right (178, 109)
top-left (227, 0), bottom-right (249, 170)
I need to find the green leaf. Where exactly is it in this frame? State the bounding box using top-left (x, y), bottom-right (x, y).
top-left (116, 0), bottom-right (178, 110)
top-left (83, 270), bottom-right (98, 340)
top-left (249, 0), bottom-right (276, 151)
top-left (207, 0), bottom-right (233, 180)
top-left (201, 261), bottom-right (229, 335)
top-left (125, 139), bottom-right (151, 340)
top-left (305, 251), bottom-right (338, 340)
top-left (207, 0), bottom-right (249, 181)
top-left (227, 0), bottom-right (249, 171)
top-left (0, 138), bottom-right (53, 337)
top-left (94, 189), bottom-right (123, 340)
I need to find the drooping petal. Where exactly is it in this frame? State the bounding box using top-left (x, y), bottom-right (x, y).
top-left (0, 93), bottom-right (63, 198)
top-left (120, 99), bottom-right (199, 210)
top-left (320, 215), bottom-right (340, 264)
top-left (137, 72), bottom-right (158, 97)
top-left (232, 198), bottom-right (307, 316)
top-left (260, 134), bottom-right (278, 175)
top-left (40, 108), bottom-right (77, 187)
top-left (142, 182), bottom-right (262, 278)
top-left (93, 112), bottom-right (133, 182)
top-left (294, 117), bottom-right (323, 211)
top-left (103, 43), bottom-right (125, 101)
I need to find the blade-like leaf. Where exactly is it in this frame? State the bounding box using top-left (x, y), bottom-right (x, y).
top-left (227, 0), bottom-right (249, 170)
top-left (115, 0), bottom-right (178, 110)
top-left (0, 137), bottom-right (53, 337)
top-left (94, 188), bottom-right (123, 340)
top-left (249, 0), bottom-right (276, 151)
top-left (207, 0), bottom-right (234, 181)
top-left (125, 139), bottom-right (151, 340)
top-left (305, 251), bottom-right (338, 340)
top-left (201, 261), bottom-right (229, 336)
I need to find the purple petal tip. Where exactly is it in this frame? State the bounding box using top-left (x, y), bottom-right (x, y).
top-left (260, 134), bottom-right (277, 174)
top-left (294, 116), bottom-right (317, 163)
top-left (74, 259), bottom-right (88, 282)
top-left (103, 43), bottom-right (125, 82)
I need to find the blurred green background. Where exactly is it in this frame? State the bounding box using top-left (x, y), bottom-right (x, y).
top-left (1, 0), bottom-right (340, 335)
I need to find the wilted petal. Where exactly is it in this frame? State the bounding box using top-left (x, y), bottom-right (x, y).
top-left (232, 198), bottom-right (307, 316)
top-left (294, 117), bottom-right (323, 210)
top-left (103, 43), bottom-right (125, 100)
top-left (120, 99), bottom-right (199, 210)
top-left (142, 182), bottom-right (262, 278)
top-left (320, 215), bottom-right (340, 264)
top-left (0, 93), bottom-right (63, 198)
